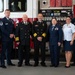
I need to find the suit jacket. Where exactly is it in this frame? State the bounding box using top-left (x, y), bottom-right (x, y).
top-left (15, 21), bottom-right (32, 45)
top-left (32, 20), bottom-right (47, 42)
top-left (0, 17), bottom-right (15, 42)
top-left (48, 24), bottom-right (63, 45)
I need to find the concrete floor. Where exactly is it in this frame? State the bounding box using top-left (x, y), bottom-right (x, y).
top-left (0, 60), bottom-right (75, 75)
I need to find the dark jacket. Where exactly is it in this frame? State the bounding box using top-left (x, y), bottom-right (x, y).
top-left (32, 21), bottom-right (47, 42)
top-left (0, 17), bottom-right (15, 42)
top-left (48, 24), bottom-right (63, 45)
top-left (15, 21), bottom-right (32, 45)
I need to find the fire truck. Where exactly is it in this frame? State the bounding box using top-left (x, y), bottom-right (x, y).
top-left (0, 0), bottom-right (75, 58)
top-left (0, 0), bottom-right (38, 22)
top-left (0, 0), bottom-right (74, 24)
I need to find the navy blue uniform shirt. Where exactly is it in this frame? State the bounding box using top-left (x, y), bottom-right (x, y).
top-left (0, 17), bottom-right (15, 42)
top-left (48, 24), bottom-right (63, 45)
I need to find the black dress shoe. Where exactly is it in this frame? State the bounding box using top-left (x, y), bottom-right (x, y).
top-left (18, 64), bottom-right (22, 67)
top-left (50, 65), bottom-right (54, 67)
top-left (71, 63), bottom-right (75, 66)
top-left (34, 64), bottom-right (38, 67)
top-left (8, 63), bottom-right (15, 66)
top-left (54, 65), bottom-right (58, 67)
top-left (65, 66), bottom-right (70, 68)
top-left (1, 65), bottom-right (7, 68)
top-left (25, 63), bottom-right (32, 66)
top-left (41, 63), bottom-right (47, 67)
top-left (41, 64), bottom-right (47, 67)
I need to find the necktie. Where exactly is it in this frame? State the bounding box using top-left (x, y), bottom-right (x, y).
top-left (52, 26), bottom-right (55, 31)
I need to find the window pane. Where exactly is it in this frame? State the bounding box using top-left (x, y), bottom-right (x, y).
top-left (0, 0), bottom-right (4, 12)
top-left (9, 0), bottom-right (27, 12)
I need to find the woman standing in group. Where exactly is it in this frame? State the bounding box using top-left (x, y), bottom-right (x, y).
top-left (48, 18), bottom-right (63, 67)
top-left (63, 17), bottom-right (75, 68)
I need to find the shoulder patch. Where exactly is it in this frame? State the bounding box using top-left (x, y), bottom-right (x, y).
top-left (0, 21), bottom-right (3, 26)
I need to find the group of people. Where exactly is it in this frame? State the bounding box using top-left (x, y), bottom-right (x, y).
top-left (0, 9), bottom-right (75, 69)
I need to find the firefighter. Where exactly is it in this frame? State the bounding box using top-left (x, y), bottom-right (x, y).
top-left (0, 9), bottom-right (15, 68)
top-left (15, 14), bottom-right (32, 67)
top-left (32, 13), bottom-right (47, 67)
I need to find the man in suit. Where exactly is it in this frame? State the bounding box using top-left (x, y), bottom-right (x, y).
top-left (32, 13), bottom-right (47, 67)
top-left (15, 14), bottom-right (32, 67)
top-left (48, 18), bottom-right (63, 67)
top-left (0, 9), bottom-right (15, 68)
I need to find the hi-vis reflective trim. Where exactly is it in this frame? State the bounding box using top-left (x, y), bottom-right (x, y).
top-left (15, 37), bottom-right (19, 41)
top-left (33, 33), bottom-right (37, 37)
top-left (42, 33), bottom-right (46, 37)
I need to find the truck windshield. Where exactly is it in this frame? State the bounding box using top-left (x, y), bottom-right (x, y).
top-left (9, 0), bottom-right (27, 12)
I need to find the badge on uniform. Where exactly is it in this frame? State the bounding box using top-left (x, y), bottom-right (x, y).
top-left (5, 23), bottom-right (8, 25)
top-left (68, 26), bottom-right (71, 28)
top-left (55, 27), bottom-right (59, 30)
top-left (35, 25), bottom-right (38, 27)
top-left (20, 28), bottom-right (23, 30)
